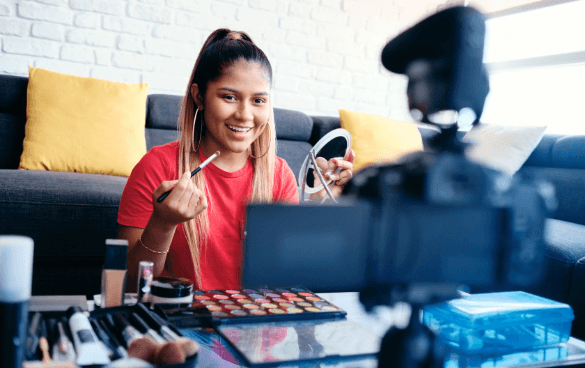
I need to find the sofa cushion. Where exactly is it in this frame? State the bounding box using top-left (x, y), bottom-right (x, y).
top-left (309, 116), bottom-right (341, 145)
top-left (0, 113), bottom-right (25, 169)
top-left (520, 166), bottom-right (585, 226)
top-left (524, 134), bottom-right (564, 167)
top-left (552, 135), bottom-right (585, 169)
top-left (339, 109), bottom-right (423, 171)
top-left (0, 74), bottom-right (27, 114)
top-left (274, 108), bottom-right (313, 142)
top-left (146, 94), bottom-right (182, 130)
top-left (145, 128), bottom-right (178, 151)
top-left (463, 124), bottom-right (546, 176)
top-left (276, 140), bottom-right (313, 182)
top-left (20, 67), bottom-right (149, 177)
top-left (0, 74), bottom-right (27, 170)
top-left (537, 219), bottom-right (585, 339)
top-left (0, 169), bottom-right (126, 296)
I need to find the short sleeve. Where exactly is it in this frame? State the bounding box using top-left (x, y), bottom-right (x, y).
top-left (117, 144), bottom-right (176, 228)
top-left (273, 157), bottom-right (299, 204)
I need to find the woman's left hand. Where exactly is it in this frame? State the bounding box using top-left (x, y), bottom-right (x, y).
top-left (311, 149), bottom-right (355, 200)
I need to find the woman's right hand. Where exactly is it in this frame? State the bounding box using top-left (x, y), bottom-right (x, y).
top-left (151, 171), bottom-right (207, 227)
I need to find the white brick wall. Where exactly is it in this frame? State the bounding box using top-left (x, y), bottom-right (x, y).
top-left (0, 0), bottom-right (499, 119)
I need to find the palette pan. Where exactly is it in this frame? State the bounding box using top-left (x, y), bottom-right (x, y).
top-left (158, 287), bottom-right (346, 326)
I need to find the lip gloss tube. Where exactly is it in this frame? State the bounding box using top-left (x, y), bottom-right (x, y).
top-left (137, 261), bottom-right (154, 303)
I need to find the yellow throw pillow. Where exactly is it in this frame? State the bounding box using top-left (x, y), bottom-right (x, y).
top-left (20, 67), bottom-right (149, 177)
top-left (339, 109), bottom-right (423, 171)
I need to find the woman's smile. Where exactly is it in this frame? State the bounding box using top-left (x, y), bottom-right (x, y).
top-left (226, 124), bottom-right (253, 135)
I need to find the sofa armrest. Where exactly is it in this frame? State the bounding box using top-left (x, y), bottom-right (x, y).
top-left (569, 257), bottom-right (585, 340)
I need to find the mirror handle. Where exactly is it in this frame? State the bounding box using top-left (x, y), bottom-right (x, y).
top-left (310, 151), bottom-right (337, 204)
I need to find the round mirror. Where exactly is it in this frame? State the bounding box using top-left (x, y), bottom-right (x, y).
top-left (298, 128), bottom-right (352, 201)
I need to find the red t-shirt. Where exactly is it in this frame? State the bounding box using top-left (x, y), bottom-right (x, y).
top-left (118, 142), bottom-right (299, 289)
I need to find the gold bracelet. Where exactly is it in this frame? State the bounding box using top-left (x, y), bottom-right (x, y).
top-left (138, 237), bottom-right (168, 255)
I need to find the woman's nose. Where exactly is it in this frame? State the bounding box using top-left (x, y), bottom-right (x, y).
top-left (235, 102), bottom-right (254, 121)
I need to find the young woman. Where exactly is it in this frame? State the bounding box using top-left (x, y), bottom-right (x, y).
top-left (118, 29), bottom-right (354, 291)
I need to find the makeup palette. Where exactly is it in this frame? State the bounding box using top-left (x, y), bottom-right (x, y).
top-left (158, 287), bottom-right (346, 326)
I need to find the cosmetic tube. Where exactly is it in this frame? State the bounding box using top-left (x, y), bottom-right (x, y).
top-left (137, 261), bottom-right (154, 303)
top-left (101, 239), bottom-right (129, 308)
top-left (67, 306), bottom-right (110, 366)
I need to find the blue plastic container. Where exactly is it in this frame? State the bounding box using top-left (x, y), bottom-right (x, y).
top-left (422, 291), bottom-right (574, 354)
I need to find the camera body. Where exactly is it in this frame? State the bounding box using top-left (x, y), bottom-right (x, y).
top-left (343, 144), bottom-right (555, 299)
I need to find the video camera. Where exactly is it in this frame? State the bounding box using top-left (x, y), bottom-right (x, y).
top-left (341, 6), bottom-right (554, 304)
top-left (339, 6), bottom-right (556, 368)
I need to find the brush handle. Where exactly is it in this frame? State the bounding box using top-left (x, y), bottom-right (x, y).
top-left (156, 191), bottom-right (172, 203)
top-left (157, 167), bottom-right (202, 203)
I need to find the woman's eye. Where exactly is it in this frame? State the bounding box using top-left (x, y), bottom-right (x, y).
top-left (224, 95), bottom-right (235, 101)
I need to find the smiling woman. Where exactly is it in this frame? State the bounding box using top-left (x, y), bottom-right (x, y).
top-left (116, 29), bottom-right (355, 292)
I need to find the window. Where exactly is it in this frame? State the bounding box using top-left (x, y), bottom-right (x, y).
top-left (481, 0), bottom-right (585, 135)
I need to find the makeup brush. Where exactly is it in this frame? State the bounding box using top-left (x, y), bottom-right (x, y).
top-left (51, 320), bottom-right (76, 362)
top-left (135, 303), bottom-right (199, 357)
top-left (157, 151), bottom-right (220, 202)
top-left (25, 312), bottom-right (42, 360)
top-left (38, 319), bottom-right (52, 364)
top-left (114, 313), bottom-right (186, 365)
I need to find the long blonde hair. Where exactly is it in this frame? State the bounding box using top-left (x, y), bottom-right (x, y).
top-left (177, 29), bottom-right (276, 287)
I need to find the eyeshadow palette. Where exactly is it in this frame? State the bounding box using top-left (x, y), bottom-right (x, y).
top-left (157, 287), bottom-right (346, 326)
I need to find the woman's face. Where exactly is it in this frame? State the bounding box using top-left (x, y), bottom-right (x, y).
top-left (199, 60), bottom-right (271, 158)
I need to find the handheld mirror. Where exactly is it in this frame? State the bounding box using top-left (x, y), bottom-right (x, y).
top-left (298, 128), bottom-right (352, 203)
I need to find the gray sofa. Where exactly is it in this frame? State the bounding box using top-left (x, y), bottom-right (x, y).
top-left (2, 73), bottom-right (585, 338)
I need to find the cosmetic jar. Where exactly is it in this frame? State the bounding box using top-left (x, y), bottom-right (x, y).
top-left (149, 277), bottom-right (193, 304)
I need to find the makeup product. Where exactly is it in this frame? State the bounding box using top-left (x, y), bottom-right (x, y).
top-left (25, 312), bottom-right (42, 361)
top-left (101, 239), bottom-right (129, 308)
top-left (38, 318), bottom-right (51, 363)
top-left (150, 277), bottom-right (193, 304)
top-left (159, 287), bottom-right (346, 325)
top-left (113, 312), bottom-right (187, 365)
top-left (136, 303), bottom-right (180, 341)
top-left (96, 318), bottom-right (127, 359)
top-left (51, 321), bottom-right (76, 362)
top-left (137, 261), bottom-right (154, 303)
top-left (67, 306), bottom-right (110, 366)
top-left (135, 304), bottom-right (199, 357)
top-left (113, 313), bottom-right (143, 348)
top-left (129, 312), bottom-right (166, 344)
top-left (0, 235), bottom-right (34, 368)
top-left (90, 319), bottom-right (116, 360)
top-left (157, 151), bottom-right (220, 202)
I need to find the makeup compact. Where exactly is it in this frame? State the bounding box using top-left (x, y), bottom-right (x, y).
top-left (150, 277), bottom-right (194, 305)
top-left (157, 287), bottom-right (346, 327)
